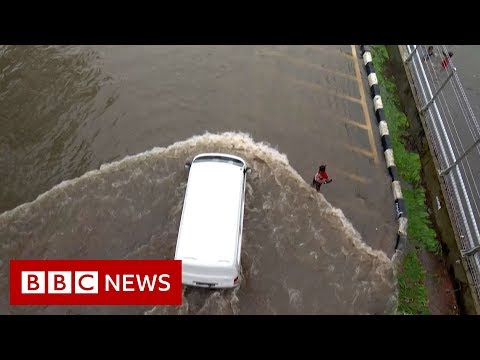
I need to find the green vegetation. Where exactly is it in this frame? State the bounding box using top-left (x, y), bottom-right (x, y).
top-left (396, 251), bottom-right (429, 314)
top-left (371, 45), bottom-right (440, 314)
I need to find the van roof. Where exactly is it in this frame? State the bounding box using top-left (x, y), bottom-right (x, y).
top-left (175, 153), bottom-right (246, 267)
top-left (192, 153), bottom-right (246, 166)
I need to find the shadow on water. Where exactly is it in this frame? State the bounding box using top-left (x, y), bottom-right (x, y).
top-left (0, 45), bottom-right (113, 213)
top-left (0, 132), bottom-right (398, 315)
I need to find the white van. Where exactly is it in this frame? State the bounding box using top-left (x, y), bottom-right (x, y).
top-left (174, 153), bottom-right (252, 289)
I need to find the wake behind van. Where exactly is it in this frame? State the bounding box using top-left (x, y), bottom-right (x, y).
top-left (174, 153), bottom-right (252, 289)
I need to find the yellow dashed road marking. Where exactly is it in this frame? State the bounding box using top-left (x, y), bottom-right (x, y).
top-left (313, 109), bottom-right (368, 129)
top-left (308, 46), bottom-right (355, 61)
top-left (344, 144), bottom-right (375, 159)
top-left (334, 168), bottom-right (372, 184)
top-left (351, 45), bottom-right (379, 164)
top-left (344, 120), bottom-right (369, 130)
top-left (255, 48), bottom-right (357, 81)
top-left (291, 78), bottom-right (362, 105)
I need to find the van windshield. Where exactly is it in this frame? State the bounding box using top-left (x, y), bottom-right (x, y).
top-left (194, 155), bottom-right (244, 167)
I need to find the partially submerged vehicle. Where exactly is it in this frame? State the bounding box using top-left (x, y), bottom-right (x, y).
top-left (174, 153), bottom-right (252, 289)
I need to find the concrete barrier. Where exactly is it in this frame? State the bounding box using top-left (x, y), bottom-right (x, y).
top-left (360, 45), bottom-right (407, 266)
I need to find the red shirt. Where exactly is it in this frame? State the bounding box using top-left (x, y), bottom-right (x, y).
top-left (442, 56), bottom-right (450, 69)
top-left (315, 170), bottom-right (329, 183)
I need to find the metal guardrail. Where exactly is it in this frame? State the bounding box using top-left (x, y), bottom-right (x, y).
top-left (402, 45), bottom-right (480, 305)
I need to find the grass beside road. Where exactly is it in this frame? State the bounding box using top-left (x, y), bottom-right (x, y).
top-left (371, 45), bottom-right (439, 315)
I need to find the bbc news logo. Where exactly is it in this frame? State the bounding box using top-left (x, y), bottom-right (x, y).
top-left (22, 271), bottom-right (100, 294)
top-left (10, 260), bottom-right (182, 305)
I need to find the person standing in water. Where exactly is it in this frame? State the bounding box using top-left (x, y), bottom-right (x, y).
top-left (312, 165), bottom-right (332, 192)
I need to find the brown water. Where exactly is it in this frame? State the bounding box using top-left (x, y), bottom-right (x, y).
top-left (0, 45), bottom-right (397, 314)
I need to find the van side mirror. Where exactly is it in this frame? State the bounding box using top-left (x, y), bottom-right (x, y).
top-left (185, 161), bottom-right (191, 170)
top-left (245, 167), bottom-right (252, 174)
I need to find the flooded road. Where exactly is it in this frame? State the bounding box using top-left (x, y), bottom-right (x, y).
top-left (0, 45), bottom-right (397, 314)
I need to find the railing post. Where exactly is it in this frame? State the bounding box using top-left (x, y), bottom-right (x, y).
top-left (440, 136), bottom-right (480, 176)
top-left (404, 45), bottom-right (418, 63)
top-left (462, 245), bottom-right (480, 258)
top-left (420, 67), bottom-right (456, 113)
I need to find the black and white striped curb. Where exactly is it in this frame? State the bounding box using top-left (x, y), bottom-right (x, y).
top-left (360, 45), bottom-right (407, 254)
